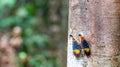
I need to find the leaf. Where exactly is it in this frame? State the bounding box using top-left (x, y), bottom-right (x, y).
top-left (16, 7), bottom-right (28, 18)
top-left (44, 61), bottom-right (53, 67)
top-left (32, 34), bottom-right (48, 47)
top-left (0, 0), bottom-right (16, 9)
top-left (0, 17), bottom-right (15, 28)
top-left (26, 17), bottom-right (37, 26)
top-left (24, 28), bottom-right (33, 36)
top-left (18, 52), bottom-right (27, 60)
top-left (26, 4), bottom-right (36, 15)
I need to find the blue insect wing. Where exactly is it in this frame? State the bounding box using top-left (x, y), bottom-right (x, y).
top-left (82, 40), bottom-right (89, 48)
top-left (73, 41), bottom-right (81, 50)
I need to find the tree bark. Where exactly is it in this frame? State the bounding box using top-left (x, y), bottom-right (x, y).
top-left (67, 0), bottom-right (120, 67)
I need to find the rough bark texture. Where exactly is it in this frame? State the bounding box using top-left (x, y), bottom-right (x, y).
top-left (67, 0), bottom-right (120, 67)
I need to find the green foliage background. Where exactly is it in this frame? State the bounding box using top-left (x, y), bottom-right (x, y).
top-left (0, 0), bottom-right (68, 67)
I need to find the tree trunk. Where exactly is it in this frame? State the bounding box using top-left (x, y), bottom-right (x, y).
top-left (67, 0), bottom-right (120, 67)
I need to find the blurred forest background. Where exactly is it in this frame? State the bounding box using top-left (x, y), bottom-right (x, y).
top-left (0, 0), bottom-right (68, 67)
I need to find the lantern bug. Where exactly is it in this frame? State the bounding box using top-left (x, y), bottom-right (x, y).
top-left (70, 34), bottom-right (81, 58)
top-left (78, 34), bottom-right (90, 57)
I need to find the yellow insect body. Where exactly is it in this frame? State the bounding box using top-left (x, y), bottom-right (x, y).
top-left (73, 50), bottom-right (80, 54)
top-left (84, 48), bottom-right (90, 53)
